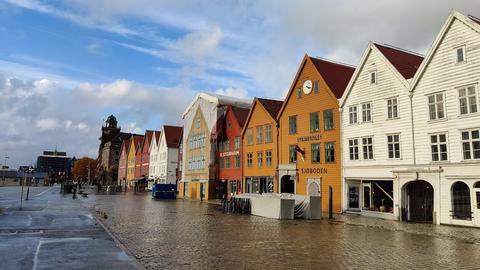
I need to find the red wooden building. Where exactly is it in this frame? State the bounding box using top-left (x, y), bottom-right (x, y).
top-left (140, 130), bottom-right (155, 178)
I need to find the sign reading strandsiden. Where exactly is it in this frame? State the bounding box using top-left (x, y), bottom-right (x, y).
top-left (297, 134), bottom-right (322, 143)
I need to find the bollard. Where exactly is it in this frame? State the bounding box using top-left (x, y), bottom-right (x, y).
top-left (26, 187), bottom-right (30, 201)
top-left (329, 186), bottom-right (333, 219)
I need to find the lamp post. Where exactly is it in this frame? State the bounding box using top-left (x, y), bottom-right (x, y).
top-left (2, 154), bottom-right (9, 185)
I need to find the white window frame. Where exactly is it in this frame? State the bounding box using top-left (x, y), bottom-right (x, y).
top-left (455, 45), bottom-right (466, 64)
top-left (370, 71), bottom-right (377, 85)
top-left (387, 134), bottom-right (401, 159)
top-left (361, 102), bottom-right (372, 122)
top-left (427, 92), bottom-right (446, 121)
top-left (348, 138), bottom-right (359, 161)
top-left (457, 85), bottom-right (478, 116)
top-left (386, 97), bottom-right (399, 119)
top-left (430, 133), bottom-right (449, 162)
top-left (362, 136), bottom-right (374, 160)
top-left (461, 129), bottom-right (480, 160)
top-left (349, 106), bottom-right (358, 124)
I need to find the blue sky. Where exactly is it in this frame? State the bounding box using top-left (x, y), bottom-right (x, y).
top-left (0, 0), bottom-right (478, 168)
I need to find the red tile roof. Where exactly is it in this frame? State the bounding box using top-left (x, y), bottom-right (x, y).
top-left (231, 106), bottom-right (251, 128)
top-left (309, 56), bottom-right (355, 98)
top-left (163, 125), bottom-right (183, 148)
top-left (257, 98), bottom-right (283, 119)
top-left (133, 135), bottom-right (144, 153)
top-left (374, 43), bottom-right (424, 80)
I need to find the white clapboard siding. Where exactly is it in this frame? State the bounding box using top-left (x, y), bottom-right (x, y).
top-left (148, 132), bottom-right (159, 179)
top-left (342, 46), bottom-right (414, 169)
top-left (413, 17), bottom-right (480, 165)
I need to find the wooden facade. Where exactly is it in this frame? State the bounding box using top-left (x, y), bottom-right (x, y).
top-left (277, 55), bottom-right (354, 213)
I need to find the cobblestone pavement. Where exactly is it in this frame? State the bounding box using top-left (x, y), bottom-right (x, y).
top-left (0, 186), bottom-right (137, 270)
top-left (85, 190), bottom-right (480, 270)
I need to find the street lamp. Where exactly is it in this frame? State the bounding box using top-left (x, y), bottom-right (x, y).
top-left (2, 154), bottom-right (9, 184)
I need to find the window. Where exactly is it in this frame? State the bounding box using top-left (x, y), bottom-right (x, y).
top-left (257, 152), bottom-right (263, 167)
top-left (459, 86), bottom-right (478, 115)
top-left (265, 151), bottom-right (272, 167)
top-left (456, 46), bottom-right (465, 63)
top-left (297, 88), bottom-right (302, 98)
top-left (225, 156), bottom-right (230, 168)
top-left (311, 143), bottom-right (320, 163)
top-left (256, 126), bottom-right (264, 144)
top-left (387, 134), bottom-right (401, 159)
top-left (323, 109), bottom-right (334, 130)
top-left (247, 128), bottom-right (253, 145)
top-left (362, 102), bottom-right (372, 122)
top-left (235, 155), bottom-right (240, 168)
top-left (325, 142), bottom-right (335, 163)
top-left (428, 93), bottom-right (445, 120)
top-left (387, 98), bottom-right (399, 119)
top-left (370, 71), bottom-right (377, 84)
top-left (265, 124), bottom-right (273, 143)
top-left (349, 106), bottom-right (358, 124)
top-left (235, 136), bottom-right (241, 149)
top-left (289, 115), bottom-right (297, 134)
top-left (314, 80), bottom-right (319, 93)
top-left (289, 145), bottom-right (297, 163)
top-left (349, 139), bottom-right (359, 160)
top-left (431, 134), bottom-right (448, 161)
top-left (195, 119), bottom-right (200, 129)
top-left (362, 137), bottom-right (374, 160)
top-left (310, 112), bottom-right (320, 132)
top-left (462, 130), bottom-right (480, 160)
top-left (451, 182), bottom-right (472, 220)
top-left (219, 157), bottom-right (224, 169)
top-left (247, 153), bottom-right (253, 168)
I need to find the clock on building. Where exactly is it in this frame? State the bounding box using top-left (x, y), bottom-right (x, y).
top-left (303, 80), bottom-right (313, 94)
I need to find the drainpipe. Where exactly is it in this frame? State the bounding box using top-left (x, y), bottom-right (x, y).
top-left (276, 121), bottom-right (280, 193)
top-left (409, 93), bottom-right (416, 166)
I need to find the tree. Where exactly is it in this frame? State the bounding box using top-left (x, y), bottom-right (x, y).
top-left (72, 157), bottom-right (98, 180)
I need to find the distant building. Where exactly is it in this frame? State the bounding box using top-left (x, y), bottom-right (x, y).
top-left (36, 149), bottom-right (73, 181)
top-left (97, 115), bottom-right (130, 185)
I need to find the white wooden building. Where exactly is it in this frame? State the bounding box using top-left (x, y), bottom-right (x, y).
top-left (396, 11), bottom-right (480, 227)
top-left (340, 42), bottom-right (424, 220)
top-left (157, 125), bottom-right (183, 185)
top-left (148, 131), bottom-right (161, 181)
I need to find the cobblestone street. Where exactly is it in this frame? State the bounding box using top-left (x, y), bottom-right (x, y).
top-left (85, 191), bottom-right (480, 270)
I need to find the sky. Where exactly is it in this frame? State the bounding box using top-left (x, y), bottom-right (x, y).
top-left (0, 0), bottom-right (479, 168)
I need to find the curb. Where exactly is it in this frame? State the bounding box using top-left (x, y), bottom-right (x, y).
top-left (92, 212), bottom-right (145, 270)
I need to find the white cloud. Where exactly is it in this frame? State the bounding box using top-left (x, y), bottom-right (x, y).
top-left (214, 87), bottom-right (248, 99)
top-left (36, 118), bottom-right (60, 130)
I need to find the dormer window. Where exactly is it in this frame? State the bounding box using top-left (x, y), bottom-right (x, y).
top-left (456, 46), bottom-right (465, 63)
top-left (370, 71), bottom-right (377, 85)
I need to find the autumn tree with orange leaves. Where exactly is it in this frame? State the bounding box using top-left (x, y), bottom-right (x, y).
top-left (72, 157), bottom-right (98, 180)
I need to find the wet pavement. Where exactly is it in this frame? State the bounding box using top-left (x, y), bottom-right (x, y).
top-left (85, 190), bottom-right (480, 270)
top-left (0, 186), bottom-right (137, 270)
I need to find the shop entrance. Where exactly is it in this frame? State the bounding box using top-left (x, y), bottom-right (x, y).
top-left (474, 182), bottom-right (480, 226)
top-left (404, 180), bottom-right (434, 223)
top-left (281, 175), bottom-right (295, 194)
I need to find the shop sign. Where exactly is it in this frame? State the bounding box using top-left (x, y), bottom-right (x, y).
top-left (300, 168), bottom-right (328, 174)
top-left (297, 134), bottom-right (322, 143)
top-left (220, 150), bottom-right (240, 157)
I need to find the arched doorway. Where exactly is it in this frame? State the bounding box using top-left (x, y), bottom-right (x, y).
top-left (403, 180), bottom-right (434, 223)
top-left (451, 181), bottom-right (472, 220)
top-left (474, 182), bottom-right (480, 226)
top-left (281, 175), bottom-right (295, 194)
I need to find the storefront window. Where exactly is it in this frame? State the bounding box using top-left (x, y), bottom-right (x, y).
top-left (362, 181), bottom-right (393, 213)
top-left (348, 185), bottom-right (359, 209)
top-left (451, 181), bottom-right (472, 220)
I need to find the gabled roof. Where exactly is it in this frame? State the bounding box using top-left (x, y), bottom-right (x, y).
top-left (277, 54), bottom-right (354, 120)
top-left (309, 56), bottom-right (355, 98)
top-left (374, 43), bottom-right (424, 80)
top-left (132, 135), bottom-right (144, 154)
top-left (182, 92), bottom-right (251, 119)
top-left (257, 98), bottom-right (283, 119)
top-left (410, 10), bottom-right (480, 90)
top-left (121, 137), bottom-right (131, 155)
top-left (163, 125), bottom-right (183, 148)
top-left (231, 106), bottom-right (251, 128)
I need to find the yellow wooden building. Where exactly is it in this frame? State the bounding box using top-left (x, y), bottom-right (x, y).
top-left (242, 98), bottom-right (283, 194)
top-left (126, 134), bottom-right (143, 186)
top-left (276, 54), bottom-right (355, 213)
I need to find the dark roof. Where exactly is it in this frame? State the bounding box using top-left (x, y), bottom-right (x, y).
top-left (309, 56), bottom-right (355, 98)
top-left (122, 138), bottom-right (131, 154)
top-left (257, 98), bottom-right (284, 119)
top-left (468, 14), bottom-right (480, 25)
top-left (231, 106), bottom-right (251, 128)
top-left (154, 130), bottom-right (161, 144)
top-left (133, 135), bottom-right (144, 153)
top-left (374, 43), bottom-right (424, 80)
top-left (163, 125), bottom-right (183, 148)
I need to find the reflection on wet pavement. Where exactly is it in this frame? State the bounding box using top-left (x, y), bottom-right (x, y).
top-left (85, 191), bottom-right (480, 270)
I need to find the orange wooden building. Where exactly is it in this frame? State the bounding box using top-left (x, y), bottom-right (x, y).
top-left (242, 98), bottom-right (283, 194)
top-left (277, 54), bottom-right (354, 213)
